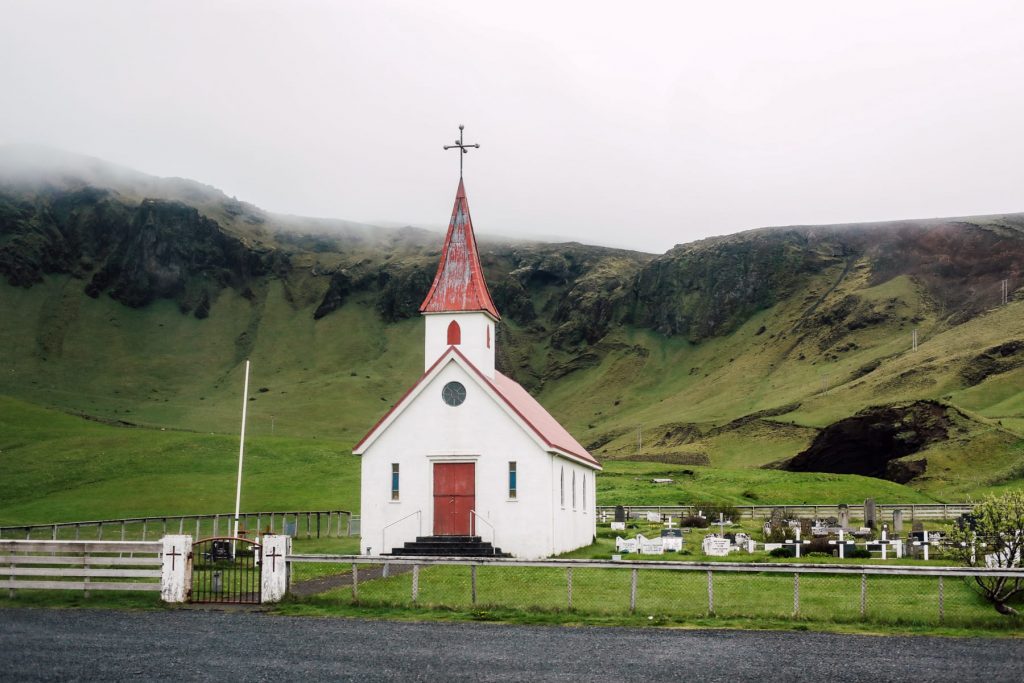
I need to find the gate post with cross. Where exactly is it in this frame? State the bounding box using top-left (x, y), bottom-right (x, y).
top-left (160, 535), bottom-right (193, 603)
top-left (261, 535), bottom-right (291, 603)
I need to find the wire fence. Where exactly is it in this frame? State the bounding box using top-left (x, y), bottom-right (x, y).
top-left (287, 556), bottom-right (1024, 629)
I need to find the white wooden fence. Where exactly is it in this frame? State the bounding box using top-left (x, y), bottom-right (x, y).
top-left (597, 503), bottom-right (976, 521)
top-left (1, 540), bottom-right (163, 595)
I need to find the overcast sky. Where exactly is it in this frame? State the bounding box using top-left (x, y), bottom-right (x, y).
top-left (2, 1), bottom-right (1023, 253)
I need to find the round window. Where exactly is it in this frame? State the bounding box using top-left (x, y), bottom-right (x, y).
top-left (442, 381), bottom-right (467, 407)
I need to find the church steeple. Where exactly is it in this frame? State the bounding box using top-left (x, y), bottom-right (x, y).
top-left (421, 127), bottom-right (499, 377)
top-left (419, 178), bottom-right (500, 320)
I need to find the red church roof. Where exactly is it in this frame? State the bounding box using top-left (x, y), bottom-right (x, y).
top-left (419, 178), bottom-right (500, 319)
top-left (489, 370), bottom-right (599, 467)
top-left (352, 347), bottom-right (600, 470)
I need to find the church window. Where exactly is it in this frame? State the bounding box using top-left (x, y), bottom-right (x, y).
top-left (447, 320), bottom-right (461, 345)
top-left (508, 462), bottom-right (517, 499)
top-left (583, 474), bottom-right (587, 511)
top-left (442, 381), bottom-right (467, 407)
top-left (391, 463), bottom-right (400, 500)
top-left (560, 467), bottom-right (565, 508)
top-left (572, 471), bottom-right (577, 510)
top-left (486, 325), bottom-right (491, 349)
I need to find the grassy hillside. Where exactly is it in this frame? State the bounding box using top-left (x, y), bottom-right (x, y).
top-left (0, 396), bottom-right (359, 526)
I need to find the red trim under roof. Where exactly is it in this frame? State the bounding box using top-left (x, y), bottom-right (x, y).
top-left (352, 348), bottom-right (600, 469)
top-left (419, 178), bottom-right (500, 319)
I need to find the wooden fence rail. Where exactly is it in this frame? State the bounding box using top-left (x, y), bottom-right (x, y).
top-left (596, 503), bottom-right (976, 521)
top-left (0, 510), bottom-right (355, 542)
top-left (1, 540), bottom-right (163, 596)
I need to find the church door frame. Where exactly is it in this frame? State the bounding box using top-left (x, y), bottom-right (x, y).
top-left (432, 461), bottom-right (476, 536)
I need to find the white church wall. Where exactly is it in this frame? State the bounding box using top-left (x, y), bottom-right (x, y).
top-left (424, 312), bottom-right (495, 377)
top-left (549, 457), bottom-right (598, 556)
top-left (361, 361), bottom-right (574, 559)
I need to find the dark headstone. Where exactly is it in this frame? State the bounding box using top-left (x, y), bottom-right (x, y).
top-left (864, 498), bottom-right (876, 529)
top-left (210, 540), bottom-right (232, 562)
top-left (661, 529), bottom-right (683, 538)
top-left (614, 505), bottom-right (626, 523)
top-left (912, 520), bottom-right (924, 533)
top-left (800, 518), bottom-right (813, 537)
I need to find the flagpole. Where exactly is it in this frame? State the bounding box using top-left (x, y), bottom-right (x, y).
top-left (233, 359), bottom-right (251, 541)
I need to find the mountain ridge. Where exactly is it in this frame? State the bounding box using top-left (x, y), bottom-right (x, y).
top-left (1, 149), bottom-right (1022, 502)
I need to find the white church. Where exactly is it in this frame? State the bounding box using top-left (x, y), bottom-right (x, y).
top-left (354, 174), bottom-right (600, 559)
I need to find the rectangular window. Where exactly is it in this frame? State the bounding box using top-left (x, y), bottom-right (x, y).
top-left (572, 471), bottom-right (577, 510)
top-left (391, 463), bottom-right (400, 501)
top-left (508, 462), bottom-right (517, 499)
top-left (583, 474), bottom-right (587, 511)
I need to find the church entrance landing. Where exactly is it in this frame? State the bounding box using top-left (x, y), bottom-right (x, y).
top-left (433, 462), bottom-right (474, 536)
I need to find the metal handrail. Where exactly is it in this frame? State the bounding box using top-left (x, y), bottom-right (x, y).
top-left (470, 510), bottom-right (495, 549)
top-left (381, 510), bottom-right (421, 556)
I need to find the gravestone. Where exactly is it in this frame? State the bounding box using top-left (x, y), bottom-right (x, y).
top-left (912, 520), bottom-right (924, 533)
top-left (615, 536), bottom-right (639, 553)
top-left (646, 511), bottom-right (662, 523)
top-left (639, 535), bottom-right (664, 554)
top-left (210, 540), bottom-right (232, 562)
top-left (611, 510), bottom-right (625, 530)
top-left (702, 535), bottom-right (731, 557)
top-left (864, 498), bottom-right (876, 529)
top-left (892, 509), bottom-right (904, 534)
top-left (660, 528), bottom-right (684, 552)
top-left (838, 504), bottom-right (850, 530)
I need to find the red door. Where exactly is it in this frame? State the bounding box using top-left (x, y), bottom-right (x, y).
top-left (433, 463), bottom-right (475, 536)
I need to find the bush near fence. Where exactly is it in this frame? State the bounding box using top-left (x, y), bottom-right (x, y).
top-left (288, 556), bottom-right (1024, 629)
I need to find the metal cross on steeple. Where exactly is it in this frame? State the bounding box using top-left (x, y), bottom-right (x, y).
top-left (443, 124), bottom-right (480, 177)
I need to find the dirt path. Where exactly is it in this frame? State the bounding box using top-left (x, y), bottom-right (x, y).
top-left (289, 563), bottom-right (413, 597)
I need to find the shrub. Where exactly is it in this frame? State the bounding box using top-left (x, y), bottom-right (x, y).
top-left (847, 548), bottom-right (871, 559)
top-left (697, 502), bottom-right (740, 523)
top-left (769, 547), bottom-right (794, 558)
top-left (680, 516), bottom-right (709, 528)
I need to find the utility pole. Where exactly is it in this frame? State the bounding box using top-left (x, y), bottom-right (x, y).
top-left (912, 328), bottom-right (918, 352)
top-left (1002, 279), bottom-right (1009, 306)
top-left (233, 360), bottom-right (251, 545)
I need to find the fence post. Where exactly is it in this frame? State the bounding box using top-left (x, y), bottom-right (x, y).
top-left (793, 573), bottom-right (800, 616)
top-left (160, 535), bottom-right (193, 603)
top-left (97, 522), bottom-right (103, 540)
top-left (566, 567), bottom-right (573, 610)
top-left (707, 570), bottom-right (714, 614)
top-left (8, 548), bottom-right (15, 598)
top-left (195, 517), bottom-right (201, 539)
top-left (52, 525), bottom-right (57, 540)
top-left (630, 568), bottom-right (638, 613)
top-left (213, 515), bottom-right (219, 537)
top-left (352, 563), bottom-right (359, 601)
top-left (938, 576), bottom-right (944, 623)
top-left (83, 552), bottom-right (91, 599)
top-left (471, 565), bottom-right (477, 605)
top-left (261, 535), bottom-right (290, 603)
top-left (412, 564), bottom-right (420, 603)
top-left (178, 518), bottom-right (184, 534)
top-left (317, 513), bottom-right (321, 539)
top-left (860, 573), bottom-right (867, 619)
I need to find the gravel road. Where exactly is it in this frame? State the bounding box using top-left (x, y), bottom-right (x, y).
top-left (1, 608), bottom-right (1022, 682)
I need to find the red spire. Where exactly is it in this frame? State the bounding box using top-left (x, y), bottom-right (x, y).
top-left (420, 178), bottom-right (500, 319)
